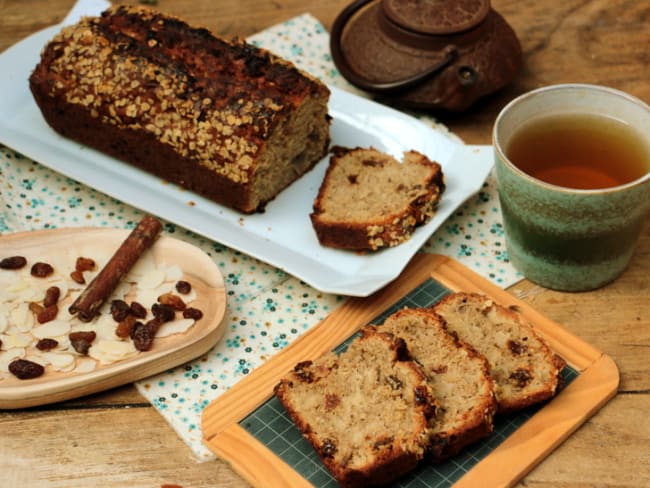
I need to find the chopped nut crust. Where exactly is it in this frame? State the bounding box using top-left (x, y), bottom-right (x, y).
top-left (30, 5), bottom-right (330, 213)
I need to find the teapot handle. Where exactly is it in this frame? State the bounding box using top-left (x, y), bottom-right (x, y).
top-left (329, 0), bottom-right (458, 93)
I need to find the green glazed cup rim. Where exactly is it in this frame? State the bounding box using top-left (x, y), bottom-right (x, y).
top-left (493, 83), bottom-right (650, 195)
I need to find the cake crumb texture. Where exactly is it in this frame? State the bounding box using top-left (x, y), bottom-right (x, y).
top-left (274, 327), bottom-right (437, 488)
top-left (433, 292), bottom-right (566, 413)
top-left (310, 146), bottom-right (445, 250)
top-left (379, 307), bottom-right (497, 461)
top-left (275, 293), bottom-right (565, 484)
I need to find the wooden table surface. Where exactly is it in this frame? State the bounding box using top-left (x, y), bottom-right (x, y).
top-left (1, 0), bottom-right (648, 486)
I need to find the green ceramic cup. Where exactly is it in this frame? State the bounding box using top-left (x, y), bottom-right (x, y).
top-left (493, 84), bottom-right (650, 291)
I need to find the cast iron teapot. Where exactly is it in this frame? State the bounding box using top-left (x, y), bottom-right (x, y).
top-left (330, 0), bottom-right (522, 112)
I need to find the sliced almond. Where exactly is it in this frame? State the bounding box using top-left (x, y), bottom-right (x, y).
top-left (89, 339), bottom-right (138, 364)
top-left (164, 264), bottom-right (184, 282)
top-left (157, 318), bottom-right (195, 337)
top-left (73, 358), bottom-right (97, 373)
top-left (0, 347), bottom-right (25, 376)
top-left (32, 319), bottom-right (71, 339)
top-left (138, 267), bottom-right (166, 290)
top-left (9, 302), bottom-right (36, 332)
top-left (2, 332), bottom-right (32, 349)
top-left (39, 351), bottom-right (76, 372)
top-left (0, 312), bottom-right (8, 335)
top-left (94, 314), bottom-right (121, 341)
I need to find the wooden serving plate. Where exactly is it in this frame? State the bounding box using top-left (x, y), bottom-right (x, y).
top-left (0, 227), bottom-right (227, 409)
top-left (202, 253), bottom-right (619, 488)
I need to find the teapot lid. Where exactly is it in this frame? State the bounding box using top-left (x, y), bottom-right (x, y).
top-left (381, 0), bottom-right (490, 35)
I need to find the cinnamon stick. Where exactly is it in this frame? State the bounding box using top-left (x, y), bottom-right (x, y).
top-left (68, 215), bottom-right (163, 322)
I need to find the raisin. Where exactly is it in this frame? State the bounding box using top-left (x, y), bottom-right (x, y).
top-left (429, 437), bottom-right (450, 451)
top-left (362, 158), bottom-right (384, 167)
top-left (132, 318), bottom-right (162, 351)
top-left (413, 385), bottom-right (429, 406)
top-left (182, 307), bottom-right (203, 321)
top-left (115, 315), bottom-right (137, 338)
top-left (75, 256), bottom-right (96, 272)
top-left (31, 262), bottom-right (54, 278)
top-left (510, 368), bottom-right (533, 388)
top-left (0, 256), bottom-right (27, 269)
top-left (36, 338), bottom-right (59, 351)
top-left (325, 393), bottom-right (340, 411)
top-left (293, 361), bottom-right (314, 383)
top-left (70, 269), bottom-right (85, 284)
top-left (69, 331), bottom-right (96, 355)
top-left (507, 339), bottom-right (528, 356)
top-left (110, 299), bottom-right (131, 322)
top-left (158, 292), bottom-right (186, 311)
top-left (9, 358), bottom-right (45, 379)
top-left (130, 321), bottom-right (144, 339)
top-left (43, 286), bottom-right (61, 307)
top-left (373, 436), bottom-right (395, 450)
top-left (175, 280), bottom-right (192, 294)
top-left (152, 303), bottom-right (175, 322)
top-left (321, 439), bottom-right (338, 458)
top-left (29, 302), bottom-right (45, 315)
top-left (130, 301), bottom-right (147, 319)
top-left (37, 304), bottom-right (58, 324)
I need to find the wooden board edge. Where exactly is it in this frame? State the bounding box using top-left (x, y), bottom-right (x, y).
top-left (0, 294), bottom-right (228, 410)
top-left (206, 424), bottom-right (314, 488)
top-left (201, 253), bottom-right (448, 440)
top-left (201, 252), bottom-right (618, 488)
top-left (0, 319), bottom-right (227, 409)
top-left (453, 353), bottom-right (619, 488)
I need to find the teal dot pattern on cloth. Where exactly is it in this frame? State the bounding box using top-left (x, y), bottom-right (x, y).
top-left (0, 13), bottom-right (521, 461)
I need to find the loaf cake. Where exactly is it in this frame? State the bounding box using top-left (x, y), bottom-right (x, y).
top-left (433, 292), bottom-right (566, 413)
top-left (310, 146), bottom-right (445, 251)
top-left (29, 5), bottom-right (331, 213)
top-left (379, 307), bottom-right (497, 461)
top-left (274, 327), bottom-right (438, 488)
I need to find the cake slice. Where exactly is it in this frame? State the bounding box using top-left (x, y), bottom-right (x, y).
top-left (310, 146), bottom-right (445, 250)
top-left (379, 307), bottom-right (497, 462)
top-left (433, 292), bottom-right (566, 413)
top-left (274, 327), bottom-right (438, 488)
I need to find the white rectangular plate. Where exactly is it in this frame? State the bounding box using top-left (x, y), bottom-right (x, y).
top-left (0, 24), bottom-right (493, 297)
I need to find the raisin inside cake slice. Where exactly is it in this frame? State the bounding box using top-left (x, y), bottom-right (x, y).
top-left (433, 292), bottom-right (566, 413)
top-left (310, 146), bottom-right (445, 251)
top-left (379, 307), bottom-right (497, 462)
top-left (274, 327), bottom-right (437, 488)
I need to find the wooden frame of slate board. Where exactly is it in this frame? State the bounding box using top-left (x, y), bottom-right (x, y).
top-left (202, 253), bottom-right (619, 488)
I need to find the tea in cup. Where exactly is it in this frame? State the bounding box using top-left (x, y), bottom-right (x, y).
top-left (493, 84), bottom-right (650, 291)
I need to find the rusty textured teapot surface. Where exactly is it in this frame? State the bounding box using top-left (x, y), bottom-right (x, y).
top-left (330, 0), bottom-right (522, 112)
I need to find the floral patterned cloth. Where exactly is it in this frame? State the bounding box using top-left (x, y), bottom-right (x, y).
top-left (0, 4), bottom-right (521, 460)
